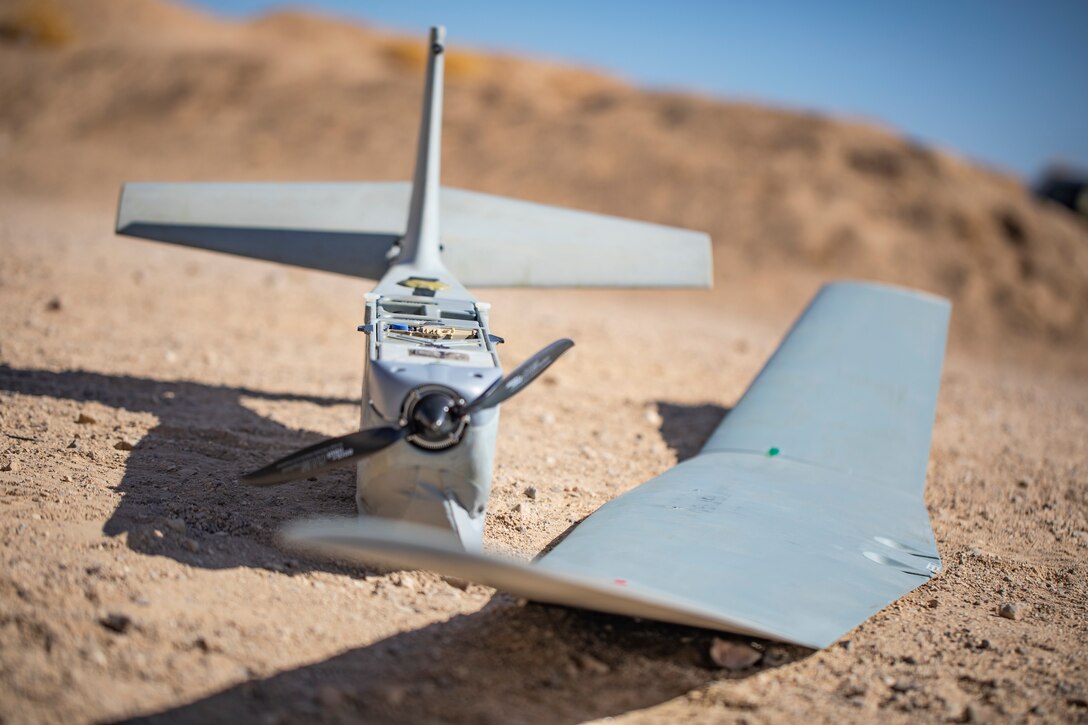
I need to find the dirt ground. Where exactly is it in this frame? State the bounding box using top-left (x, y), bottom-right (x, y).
top-left (1, 1), bottom-right (1086, 723)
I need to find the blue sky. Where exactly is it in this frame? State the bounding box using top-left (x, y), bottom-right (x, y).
top-left (185, 0), bottom-right (1087, 179)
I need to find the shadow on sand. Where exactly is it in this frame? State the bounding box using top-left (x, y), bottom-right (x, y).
top-left (0, 364), bottom-right (367, 576)
top-left (655, 401), bottom-right (730, 461)
top-left (123, 602), bottom-right (810, 724)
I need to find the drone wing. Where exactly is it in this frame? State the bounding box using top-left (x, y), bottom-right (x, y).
top-left (117, 183), bottom-right (710, 287)
top-left (285, 281), bottom-right (949, 649)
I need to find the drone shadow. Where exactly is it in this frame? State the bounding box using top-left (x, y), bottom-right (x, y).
top-left (123, 600), bottom-right (811, 724)
top-left (655, 401), bottom-right (730, 461)
top-left (0, 364), bottom-right (368, 576)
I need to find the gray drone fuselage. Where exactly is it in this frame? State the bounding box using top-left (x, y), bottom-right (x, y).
top-left (356, 270), bottom-right (503, 549)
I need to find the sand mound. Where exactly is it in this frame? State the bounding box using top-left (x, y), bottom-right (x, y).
top-left (2, 0), bottom-right (1086, 352)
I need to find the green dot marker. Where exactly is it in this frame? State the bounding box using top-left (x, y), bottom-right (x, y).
top-left (768, 447), bottom-right (780, 457)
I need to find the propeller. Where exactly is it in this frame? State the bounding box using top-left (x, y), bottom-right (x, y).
top-left (241, 338), bottom-right (573, 486)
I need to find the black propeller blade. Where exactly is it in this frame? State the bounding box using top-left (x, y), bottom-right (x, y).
top-left (459, 338), bottom-right (574, 416)
top-left (242, 426), bottom-right (406, 486)
top-left (241, 338), bottom-right (574, 487)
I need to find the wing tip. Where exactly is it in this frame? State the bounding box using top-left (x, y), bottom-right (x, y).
top-left (823, 279), bottom-right (951, 309)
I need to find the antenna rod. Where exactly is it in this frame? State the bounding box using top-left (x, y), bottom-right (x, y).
top-left (398, 25), bottom-right (446, 270)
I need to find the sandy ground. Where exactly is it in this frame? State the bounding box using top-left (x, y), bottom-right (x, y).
top-left (2, 1), bottom-right (1088, 723)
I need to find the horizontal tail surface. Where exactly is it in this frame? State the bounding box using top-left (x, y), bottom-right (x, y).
top-left (117, 182), bottom-right (711, 287)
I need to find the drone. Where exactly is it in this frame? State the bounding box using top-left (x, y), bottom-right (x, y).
top-left (117, 27), bottom-right (949, 649)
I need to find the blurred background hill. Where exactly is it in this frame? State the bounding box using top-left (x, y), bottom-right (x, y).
top-left (1, 0), bottom-right (1087, 358)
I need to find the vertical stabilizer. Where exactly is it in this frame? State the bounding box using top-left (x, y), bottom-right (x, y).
top-left (398, 26), bottom-right (446, 271)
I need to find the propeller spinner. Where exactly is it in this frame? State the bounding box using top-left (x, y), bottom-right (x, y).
top-left (241, 338), bottom-right (573, 486)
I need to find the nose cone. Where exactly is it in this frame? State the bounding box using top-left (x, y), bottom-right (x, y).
top-left (410, 392), bottom-right (459, 444)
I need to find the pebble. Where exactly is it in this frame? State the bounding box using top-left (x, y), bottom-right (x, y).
top-left (99, 612), bottom-right (132, 634)
top-left (181, 537), bottom-right (200, 553)
top-left (892, 679), bottom-right (918, 693)
top-left (523, 485), bottom-right (538, 500)
top-left (114, 439), bottom-right (135, 451)
top-left (575, 652), bottom-right (611, 674)
top-left (709, 639), bottom-right (762, 670)
top-left (76, 413), bottom-right (97, 425)
top-left (926, 598), bottom-right (940, 609)
top-left (644, 408), bottom-right (663, 426)
top-left (165, 517), bottom-right (186, 534)
top-left (442, 576), bottom-right (469, 591)
top-left (539, 412), bottom-right (556, 425)
top-left (45, 296), bottom-right (63, 311)
top-left (998, 602), bottom-right (1024, 620)
top-left (381, 685), bottom-right (407, 706)
top-left (317, 685), bottom-right (344, 708)
top-left (0, 455), bottom-right (17, 472)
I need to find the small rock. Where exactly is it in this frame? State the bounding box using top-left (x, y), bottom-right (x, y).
top-left (545, 456), bottom-right (557, 467)
top-left (926, 598), bottom-right (940, 609)
top-left (0, 455), bottom-right (17, 472)
top-left (76, 413), bottom-right (97, 425)
top-left (709, 638), bottom-right (762, 670)
top-left (1017, 478), bottom-right (1031, 488)
top-left (67, 439), bottom-right (80, 450)
top-left (114, 439), bottom-right (135, 451)
top-left (644, 408), bottom-right (663, 426)
top-left (181, 537), bottom-right (200, 553)
top-left (99, 612), bottom-right (132, 634)
top-left (394, 573), bottom-right (416, 590)
top-left (998, 602), bottom-right (1024, 620)
top-left (317, 685), bottom-right (344, 708)
top-left (837, 678), bottom-right (867, 698)
top-left (165, 517), bottom-right (186, 534)
top-left (45, 296), bottom-right (62, 312)
top-left (762, 645), bottom-right (792, 667)
top-left (61, 475), bottom-right (72, 483)
top-left (575, 652), bottom-right (611, 674)
top-left (523, 485), bottom-right (538, 500)
top-left (381, 685), bottom-right (407, 706)
top-left (442, 576), bottom-right (469, 591)
top-left (84, 647), bottom-right (107, 666)
top-left (892, 679), bottom-right (918, 693)
top-left (539, 412), bottom-right (556, 425)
